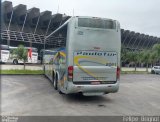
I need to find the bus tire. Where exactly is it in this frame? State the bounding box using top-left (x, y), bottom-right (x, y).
top-left (58, 90), bottom-right (64, 94)
top-left (13, 59), bottom-right (18, 65)
top-left (53, 73), bottom-right (58, 90)
top-left (56, 74), bottom-right (64, 94)
top-left (58, 85), bottom-right (64, 94)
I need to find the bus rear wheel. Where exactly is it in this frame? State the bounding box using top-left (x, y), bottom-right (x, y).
top-left (13, 59), bottom-right (18, 65)
top-left (53, 73), bottom-right (58, 90)
top-left (56, 74), bottom-right (64, 94)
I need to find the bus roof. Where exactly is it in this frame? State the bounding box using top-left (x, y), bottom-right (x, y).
top-left (45, 16), bottom-right (118, 40)
top-left (76, 16), bottom-right (117, 21)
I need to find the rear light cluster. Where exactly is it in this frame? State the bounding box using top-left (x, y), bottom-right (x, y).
top-left (116, 66), bottom-right (120, 81)
top-left (68, 66), bottom-right (73, 81)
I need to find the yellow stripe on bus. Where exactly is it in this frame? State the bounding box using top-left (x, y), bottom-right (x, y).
top-left (74, 55), bottom-right (108, 80)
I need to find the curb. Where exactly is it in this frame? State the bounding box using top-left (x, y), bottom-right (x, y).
top-left (0, 74), bottom-right (44, 75)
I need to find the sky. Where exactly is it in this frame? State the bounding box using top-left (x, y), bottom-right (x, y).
top-left (2, 0), bottom-right (160, 37)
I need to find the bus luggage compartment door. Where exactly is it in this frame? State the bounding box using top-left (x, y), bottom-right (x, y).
top-left (73, 51), bottom-right (118, 84)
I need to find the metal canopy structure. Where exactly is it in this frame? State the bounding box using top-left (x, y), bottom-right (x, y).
top-left (1, 1), bottom-right (160, 51)
top-left (121, 29), bottom-right (160, 51)
top-left (39, 11), bottom-right (52, 29)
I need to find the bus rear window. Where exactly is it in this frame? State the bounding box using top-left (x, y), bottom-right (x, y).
top-left (78, 18), bottom-right (116, 29)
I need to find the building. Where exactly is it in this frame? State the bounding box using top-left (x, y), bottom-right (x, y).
top-left (1, 1), bottom-right (160, 52)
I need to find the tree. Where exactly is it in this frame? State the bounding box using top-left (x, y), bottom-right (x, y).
top-left (137, 51), bottom-right (143, 66)
top-left (126, 51), bottom-right (139, 71)
top-left (121, 45), bottom-right (129, 68)
top-left (152, 44), bottom-right (160, 60)
top-left (12, 45), bottom-right (28, 69)
top-left (141, 50), bottom-right (151, 72)
top-left (150, 51), bottom-right (157, 66)
top-left (121, 45), bottom-right (128, 62)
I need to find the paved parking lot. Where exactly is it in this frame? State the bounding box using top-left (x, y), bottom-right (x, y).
top-left (1, 74), bottom-right (160, 116)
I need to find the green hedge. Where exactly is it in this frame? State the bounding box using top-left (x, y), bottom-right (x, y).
top-left (0, 70), bottom-right (44, 75)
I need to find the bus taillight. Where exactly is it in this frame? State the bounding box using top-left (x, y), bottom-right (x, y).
top-left (116, 66), bottom-right (120, 81)
top-left (68, 66), bottom-right (73, 81)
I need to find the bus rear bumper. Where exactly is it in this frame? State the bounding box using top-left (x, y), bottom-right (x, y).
top-left (66, 81), bottom-right (120, 96)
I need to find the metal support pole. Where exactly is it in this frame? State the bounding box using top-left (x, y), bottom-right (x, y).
top-left (44, 18), bottom-right (52, 50)
top-left (146, 37), bottom-right (153, 49)
top-left (121, 31), bottom-right (125, 44)
top-left (141, 36), bottom-right (150, 50)
top-left (150, 38), bottom-right (158, 48)
top-left (149, 38), bottom-right (157, 49)
top-left (45, 19), bottom-right (52, 36)
top-left (20, 12), bottom-right (28, 42)
top-left (34, 15), bottom-right (40, 34)
top-left (131, 34), bottom-right (139, 50)
top-left (58, 17), bottom-right (63, 27)
top-left (21, 12), bottom-right (28, 32)
top-left (57, 0), bottom-right (60, 13)
top-left (126, 36), bottom-right (134, 49)
top-left (7, 9), bottom-right (14, 46)
top-left (122, 32), bottom-right (130, 46)
top-left (150, 37), bottom-right (157, 48)
top-left (136, 35), bottom-right (145, 50)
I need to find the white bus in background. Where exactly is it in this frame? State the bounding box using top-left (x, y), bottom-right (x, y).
top-left (9, 46), bottom-right (38, 64)
top-left (0, 45), bottom-right (10, 63)
top-left (44, 16), bottom-right (121, 96)
top-left (0, 45), bottom-right (38, 64)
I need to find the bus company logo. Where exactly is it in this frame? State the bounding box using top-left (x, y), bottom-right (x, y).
top-left (76, 51), bottom-right (117, 57)
top-left (2, 116), bottom-right (18, 122)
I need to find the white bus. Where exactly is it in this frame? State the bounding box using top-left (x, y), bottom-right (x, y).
top-left (0, 45), bottom-right (10, 63)
top-left (9, 46), bottom-right (38, 64)
top-left (44, 16), bottom-right (121, 96)
top-left (0, 45), bottom-right (38, 64)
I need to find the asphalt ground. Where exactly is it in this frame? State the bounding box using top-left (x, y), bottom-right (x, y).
top-left (1, 74), bottom-right (160, 116)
